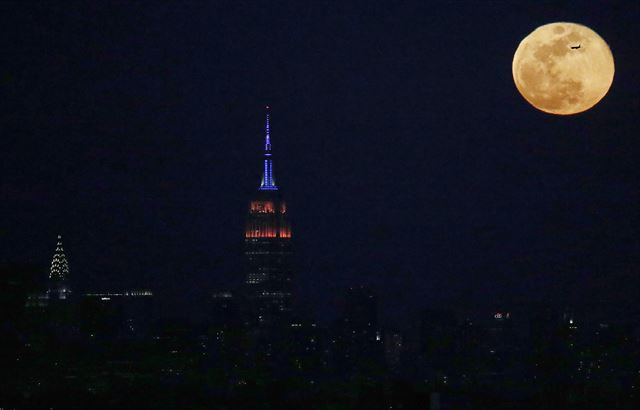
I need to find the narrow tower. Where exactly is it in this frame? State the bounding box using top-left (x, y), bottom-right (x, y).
top-left (259, 107), bottom-right (277, 191)
top-left (244, 107), bottom-right (293, 326)
top-left (48, 234), bottom-right (71, 300)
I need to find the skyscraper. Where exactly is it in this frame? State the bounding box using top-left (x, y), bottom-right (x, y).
top-left (48, 234), bottom-right (71, 300)
top-left (244, 107), bottom-right (293, 326)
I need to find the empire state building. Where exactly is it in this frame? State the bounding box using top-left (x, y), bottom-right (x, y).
top-left (244, 107), bottom-right (293, 325)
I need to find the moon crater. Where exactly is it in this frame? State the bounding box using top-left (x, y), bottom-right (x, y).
top-left (513, 22), bottom-right (614, 115)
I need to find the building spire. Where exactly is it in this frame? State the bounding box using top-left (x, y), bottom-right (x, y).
top-left (48, 234), bottom-right (71, 300)
top-left (259, 105), bottom-right (278, 191)
top-left (49, 234), bottom-right (69, 281)
top-left (265, 105), bottom-right (271, 152)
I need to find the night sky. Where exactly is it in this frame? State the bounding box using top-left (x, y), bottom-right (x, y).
top-left (2, 1), bottom-right (639, 324)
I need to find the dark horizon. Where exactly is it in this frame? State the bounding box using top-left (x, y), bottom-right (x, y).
top-left (3, 1), bottom-right (640, 325)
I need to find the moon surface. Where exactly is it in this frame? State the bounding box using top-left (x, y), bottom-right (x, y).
top-left (512, 22), bottom-right (614, 115)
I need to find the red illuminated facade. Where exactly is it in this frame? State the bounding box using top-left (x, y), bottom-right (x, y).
top-left (246, 200), bottom-right (291, 238)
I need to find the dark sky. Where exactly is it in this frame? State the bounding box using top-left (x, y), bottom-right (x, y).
top-left (2, 1), bottom-right (639, 323)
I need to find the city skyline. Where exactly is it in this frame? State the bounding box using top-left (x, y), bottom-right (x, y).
top-left (14, 101), bottom-right (638, 326)
top-left (2, 2), bottom-right (639, 325)
top-left (3, 2), bottom-right (640, 408)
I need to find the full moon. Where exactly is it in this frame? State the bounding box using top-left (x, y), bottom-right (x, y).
top-left (512, 22), bottom-right (614, 115)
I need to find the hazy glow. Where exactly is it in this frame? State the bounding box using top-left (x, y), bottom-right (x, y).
top-left (251, 201), bottom-right (275, 213)
top-left (245, 201), bottom-right (292, 238)
top-left (244, 227), bottom-right (291, 239)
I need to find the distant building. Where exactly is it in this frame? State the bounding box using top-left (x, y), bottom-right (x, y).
top-left (210, 291), bottom-right (239, 330)
top-left (331, 285), bottom-right (383, 375)
top-left (48, 234), bottom-right (71, 300)
top-left (81, 290), bottom-right (154, 338)
top-left (343, 285), bottom-right (379, 337)
top-left (384, 330), bottom-right (404, 372)
top-left (243, 107), bottom-right (294, 327)
top-left (288, 319), bottom-right (326, 377)
top-left (83, 290), bottom-right (154, 298)
top-left (418, 308), bottom-right (462, 384)
top-left (419, 309), bottom-right (458, 355)
top-left (25, 234), bottom-right (72, 308)
top-left (0, 264), bottom-right (41, 320)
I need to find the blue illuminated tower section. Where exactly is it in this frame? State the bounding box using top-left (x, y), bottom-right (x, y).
top-left (259, 108), bottom-right (277, 191)
top-left (244, 106), bottom-right (293, 326)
